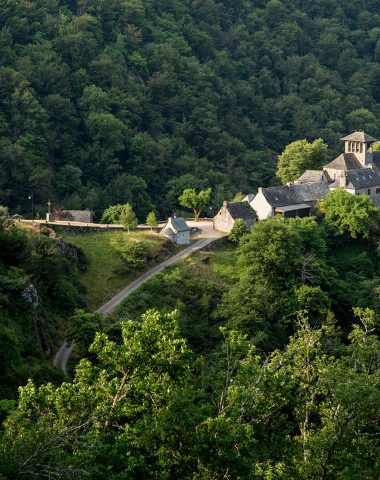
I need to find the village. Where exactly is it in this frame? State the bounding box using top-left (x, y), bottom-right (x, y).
top-left (28, 131), bottom-right (380, 245)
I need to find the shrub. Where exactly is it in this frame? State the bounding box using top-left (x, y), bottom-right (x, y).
top-left (110, 234), bottom-right (148, 270)
top-left (229, 219), bottom-right (250, 243)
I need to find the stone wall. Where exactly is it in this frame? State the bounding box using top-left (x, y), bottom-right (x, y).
top-left (201, 236), bottom-right (229, 250)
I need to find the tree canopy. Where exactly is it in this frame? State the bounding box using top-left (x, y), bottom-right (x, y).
top-left (1, 1), bottom-right (380, 219)
top-left (276, 138), bottom-right (329, 184)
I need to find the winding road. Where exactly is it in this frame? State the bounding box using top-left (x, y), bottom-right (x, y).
top-left (53, 222), bottom-right (222, 375)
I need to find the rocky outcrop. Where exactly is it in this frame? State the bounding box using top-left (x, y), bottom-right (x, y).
top-left (21, 281), bottom-right (39, 308)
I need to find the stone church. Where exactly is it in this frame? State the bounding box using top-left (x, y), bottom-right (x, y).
top-left (295, 131), bottom-right (380, 206)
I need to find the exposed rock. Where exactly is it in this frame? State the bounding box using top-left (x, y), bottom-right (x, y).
top-left (52, 237), bottom-right (78, 260)
top-left (21, 281), bottom-right (39, 308)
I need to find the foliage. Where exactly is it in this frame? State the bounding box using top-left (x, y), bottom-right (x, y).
top-left (60, 230), bottom-right (173, 309)
top-left (110, 233), bottom-right (148, 269)
top-left (219, 216), bottom-right (333, 349)
top-left (320, 189), bottom-right (379, 239)
top-left (228, 218), bottom-right (250, 243)
top-left (146, 210), bottom-right (158, 230)
top-left (0, 309), bottom-right (378, 479)
top-left (0, 221), bottom-right (81, 399)
top-left (101, 203), bottom-right (133, 224)
top-left (276, 138), bottom-right (329, 184)
top-left (179, 188), bottom-right (212, 221)
top-left (0, 206), bottom-right (8, 217)
top-left (120, 203), bottom-right (138, 233)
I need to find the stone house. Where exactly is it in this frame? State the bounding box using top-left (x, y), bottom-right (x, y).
top-left (213, 201), bottom-right (256, 232)
top-left (295, 131), bottom-right (380, 206)
top-left (47, 209), bottom-right (93, 223)
top-left (250, 183), bottom-right (329, 220)
top-left (160, 217), bottom-right (191, 244)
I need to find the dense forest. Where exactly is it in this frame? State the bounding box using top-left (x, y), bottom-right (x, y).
top-left (1, 1), bottom-right (380, 478)
top-left (2, 0), bottom-right (380, 219)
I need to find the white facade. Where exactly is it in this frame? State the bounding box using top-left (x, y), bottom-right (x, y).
top-left (160, 217), bottom-right (191, 245)
top-left (250, 190), bottom-right (273, 220)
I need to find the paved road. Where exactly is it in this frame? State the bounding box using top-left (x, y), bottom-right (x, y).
top-left (53, 222), bottom-right (222, 375)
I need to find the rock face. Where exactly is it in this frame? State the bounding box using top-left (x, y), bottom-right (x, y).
top-left (21, 281), bottom-right (39, 308)
top-left (52, 237), bottom-right (78, 261)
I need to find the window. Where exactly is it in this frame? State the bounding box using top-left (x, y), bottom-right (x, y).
top-left (376, 188), bottom-right (380, 194)
top-left (368, 189), bottom-right (371, 195)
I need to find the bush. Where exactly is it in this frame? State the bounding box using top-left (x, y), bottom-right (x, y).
top-left (110, 234), bottom-right (148, 270)
top-left (228, 219), bottom-right (250, 243)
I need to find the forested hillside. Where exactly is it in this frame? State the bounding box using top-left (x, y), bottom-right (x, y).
top-left (0, 217), bottom-right (83, 403)
top-left (2, 0), bottom-right (380, 219)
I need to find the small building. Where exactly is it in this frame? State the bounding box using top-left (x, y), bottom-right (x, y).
top-left (160, 217), bottom-right (191, 244)
top-left (213, 201), bottom-right (256, 233)
top-left (47, 209), bottom-right (93, 223)
top-left (251, 183), bottom-right (328, 220)
top-left (65, 210), bottom-right (93, 223)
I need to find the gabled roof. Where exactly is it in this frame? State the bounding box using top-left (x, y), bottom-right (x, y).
top-left (260, 183), bottom-right (328, 208)
top-left (226, 202), bottom-right (256, 220)
top-left (290, 183), bottom-right (329, 203)
top-left (340, 131), bottom-right (377, 143)
top-left (261, 185), bottom-right (296, 207)
top-left (296, 170), bottom-right (327, 184)
top-left (324, 153), bottom-right (362, 171)
top-left (243, 193), bottom-right (255, 203)
top-left (345, 169), bottom-right (380, 189)
top-left (162, 217), bottom-right (190, 233)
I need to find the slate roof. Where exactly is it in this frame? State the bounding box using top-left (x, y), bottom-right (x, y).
top-left (261, 186), bottom-right (296, 207)
top-left (345, 169), bottom-right (380, 189)
top-left (296, 170), bottom-right (327, 184)
top-left (341, 131), bottom-right (377, 143)
top-left (372, 152), bottom-right (380, 169)
top-left (290, 183), bottom-right (329, 203)
top-left (324, 153), bottom-right (362, 171)
top-left (65, 210), bottom-right (93, 222)
top-left (165, 217), bottom-right (190, 232)
top-left (243, 193), bottom-right (255, 203)
top-left (261, 183), bottom-right (328, 208)
top-left (227, 202), bottom-right (256, 220)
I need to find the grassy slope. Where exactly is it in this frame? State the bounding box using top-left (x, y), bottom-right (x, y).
top-left (116, 244), bottom-right (238, 352)
top-left (61, 230), bottom-right (180, 310)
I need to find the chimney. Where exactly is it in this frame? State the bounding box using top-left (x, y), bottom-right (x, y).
top-left (223, 200), bottom-right (228, 207)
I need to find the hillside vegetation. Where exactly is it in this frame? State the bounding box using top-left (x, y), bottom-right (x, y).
top-left (2, 0), bottom-right (380, 219)
top-left (0, 219), bottom-right (82, 402)
top-left (60, 230), bottom-right (177, 309)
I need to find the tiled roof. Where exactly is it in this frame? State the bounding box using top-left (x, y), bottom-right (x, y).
top-left (345, 169), bottom-right (380, 189)
top-left (227, 202), bottom-right (256, 220)
top-left (324, 153), bottom-right (362, 171)
top-left (340, 131), bottom-right (377, 143)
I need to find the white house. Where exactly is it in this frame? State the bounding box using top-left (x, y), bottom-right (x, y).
top-left (160, 217), bottom-right (191, 244)
top-left (250, 183), bottom-right (329, 220)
